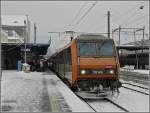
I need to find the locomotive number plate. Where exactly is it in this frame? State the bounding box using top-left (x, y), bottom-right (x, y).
top-left (93, 70), bottom-right (103, 74)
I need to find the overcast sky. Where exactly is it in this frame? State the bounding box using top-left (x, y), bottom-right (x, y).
top-left (1, 1), bottom-right (149, 45)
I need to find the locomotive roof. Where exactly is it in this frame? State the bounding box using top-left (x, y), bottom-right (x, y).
top-left (75, 34), bottom-right (111, 41)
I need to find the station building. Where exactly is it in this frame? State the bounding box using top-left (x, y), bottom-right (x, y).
top-left (2, 43), bottom-right (49, 69)
top-left (1, 15), bottom-right (30, 43)
top-left (1, 15), bottom-right (49, 70)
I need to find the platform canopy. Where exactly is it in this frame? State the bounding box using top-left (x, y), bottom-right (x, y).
top-left (122, 39), bottom-right (150, 46)
top-left (118, 39), bottom-right (149, 50)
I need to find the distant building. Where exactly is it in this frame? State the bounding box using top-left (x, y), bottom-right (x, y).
top-left (1, 30), bottom-right (8, 43)
top-left (1, 15), bottom-right (30, 43)
top-left (117, 39), bottom-right (149, 69)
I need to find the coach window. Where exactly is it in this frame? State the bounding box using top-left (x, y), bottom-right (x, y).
top-left (66, 48), bottom-right (72, 64)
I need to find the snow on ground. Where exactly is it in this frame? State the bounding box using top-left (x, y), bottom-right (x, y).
top-left (131, 69), bottom-right (149, 75)
top-left (120, 67), bottom-right (149, 75)
top-left (108, 87), bottom-right (149, 112)
top-left (1, 70), bottom-right (93, 112)
top-left (1, 70), bottom-right (149, 112)
top-left (122, 83), bottom-right (149, 94)
top-left (120, 79), bottom-right (149, 89)
top-left (87, 100), bottom-right (124, 112)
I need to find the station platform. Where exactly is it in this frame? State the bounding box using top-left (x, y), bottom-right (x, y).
top-left (1, 70), bottom-right (93, 112)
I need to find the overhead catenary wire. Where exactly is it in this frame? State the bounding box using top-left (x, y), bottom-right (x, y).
top-left (85, 5), bottom-right (106, 32)
top-left (121, 5), bottom-right (148, 26)
top-left (49, 2), bottom-right (86, 5)
top-left (110, 4), bottom-right (148, 41)
top-left (112, 3), bottom-right (147, 33)
top-left (68, 2), bottom-right (89, 29)
top-left (123, 14), bottom-right (148, 27)
top-left (88, 3), bottom-right (140, 32)
top-left (88, 2), bottom-right (146, 34)
top-left (111, 3), bottom-right (145, 25)
top-left (75, 31), bottom-right (149, 37)
top-left (71, 1), bottom-right (98, 30)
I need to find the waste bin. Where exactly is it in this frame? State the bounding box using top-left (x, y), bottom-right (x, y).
top-left (22, 63), bottom-right (30, 73)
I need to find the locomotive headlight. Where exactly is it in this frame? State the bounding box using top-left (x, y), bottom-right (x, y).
top-left (109, 70), bottom-right (114, 74)
top-left (81, 70), bottom-right (86, 74)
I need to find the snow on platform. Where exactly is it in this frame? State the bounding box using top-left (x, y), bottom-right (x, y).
top-left (1, 70), bottom-right (93, 112)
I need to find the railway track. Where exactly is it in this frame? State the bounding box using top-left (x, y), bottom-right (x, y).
top-left (75, 82), bottom-right (149, 112)
top-left (80, 98), bottom-right (97, 112)
top-left (122, 82), bottom-right (149, 90)
top-left (121, 81), bottom-right (149, 95)
top-left (122, 86), bottom-right (149, 95)
top-left (104, 98), bottom-right (129, 112)
top-left (120, 74), bottom-right (149, 86)
top-left (77, 94), bottom-right (129, 112)
top-left (121, 76), bottom-right (149, 84)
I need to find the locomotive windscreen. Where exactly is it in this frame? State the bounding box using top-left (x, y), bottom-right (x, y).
top-left (78, 42), bottom-right (97, 56)
top-left (77, 40), bottom-right (116, 57)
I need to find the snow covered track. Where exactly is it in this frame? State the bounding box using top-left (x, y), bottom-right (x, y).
top-left (120, 71), bottom-right (149, 85)
top-left (121, 80), bottom-right (149, 95)
top-left (123, 82), bottom-right (149, 90)
top-left (75, 84), bottom-right (149, 112)
top-left (122, 85), bottom-right (149, 95)
top-left (121, 75), bottom-right (149, 85)
top-left (104, 98), bottom-right (129, 112)
top-left (77, 94), bottom-right (129, 112)
top-left (79, 98), bottom-right (97, 112)
top-left (109, 87), bottom-right (149, 112)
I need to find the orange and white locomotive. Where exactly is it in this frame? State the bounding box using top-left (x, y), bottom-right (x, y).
top-left (48, 34), bottom-right (121, 94)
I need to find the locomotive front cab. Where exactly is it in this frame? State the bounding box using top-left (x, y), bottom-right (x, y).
top-left (71, 34), bottom-right (120, 91)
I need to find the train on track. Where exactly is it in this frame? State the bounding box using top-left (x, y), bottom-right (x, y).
top-left (47, 34), bottom-right (121, 95)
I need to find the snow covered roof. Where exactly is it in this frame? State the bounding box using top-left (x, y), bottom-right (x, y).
top-left (2, 15), bottom-right (28, 27)
top-left (122, 39), bottom-right (150, 46)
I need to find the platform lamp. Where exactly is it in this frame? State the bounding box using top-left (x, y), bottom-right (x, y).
top-left (24, 20), bottom-right (27, 64)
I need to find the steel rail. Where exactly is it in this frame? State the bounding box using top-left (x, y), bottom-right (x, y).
top-left (123, 82), bottom-right (149, 90)
top-left (104, 98), bottom-right (129, 112)
top-left (76, 95), bottom-right (97, 112)
top-left (120, 76), bottom-right (149, 85)
top-left (122, 86), bottom-right (149, 95)
top-left (76, 93), bottom-right (129, 112)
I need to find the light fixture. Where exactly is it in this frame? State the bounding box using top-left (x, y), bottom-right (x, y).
top-left (110, 70), bottom-right (114, 74)
top-left (81, 70), bottom-right (86, 74)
